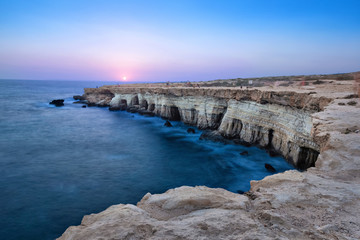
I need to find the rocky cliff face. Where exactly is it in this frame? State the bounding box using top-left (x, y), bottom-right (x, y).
top-left (84, 87), bottom-right (331, 170)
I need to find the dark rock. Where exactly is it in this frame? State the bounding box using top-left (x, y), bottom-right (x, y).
top-left (347, 101), bottom-right (357, 106)
top-left (49, 99), bottom-right (64, 107)
top-left (87, 102), bottom-right (96, 107)
top-left (109, 106), bottom-right (121, 111)
top-left (344, 94), bottom-right (358, 99)
top-left (265, 163), bottom-right (276, 173)
top-left (139, 109), bottom-right (155, 117)
top-left (127, 107), bottom-right (139, 113)
top-left (233, 139), bottom-right (252, 147)
top-left (267, 149), bottom-right (279, 157)
top-left (73, 95), bottom-right (85, 100)
top-left (237, 190), bottom-right (244, 194)
top-left (82, 105), bottom-right (86, 108)
top-left (187, 128), bottom-right (196, 134)
top-left (259, 99), bottom-right (268, 104)
top-left (338, 102), bottom-right (346, 106)
top-left (240, 151), bottom-right (249, 156)
top-left (199, 130), bottom-right (230, 144)
top-left (119, 104), bottom-right (127, 111)
top-left (164, 120), bottom-right (173, 127)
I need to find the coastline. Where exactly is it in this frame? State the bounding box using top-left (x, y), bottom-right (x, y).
top-left (59, 78), bottom-right (360, 239)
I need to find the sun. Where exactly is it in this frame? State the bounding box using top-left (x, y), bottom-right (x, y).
top-left (122, 76), bottom-right (127, 81)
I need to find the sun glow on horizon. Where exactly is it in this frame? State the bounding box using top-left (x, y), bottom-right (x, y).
top-left (122, 76), bottom-right (127, 81)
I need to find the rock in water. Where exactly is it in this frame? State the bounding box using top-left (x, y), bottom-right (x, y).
top-left (49, 99), bottom-right (64, 107)
top-left (82, 105), bottom-right (86, 108)
top-left (164, 120), bottom-right (173, 127)
top-left (187, 128), bottom-right (196, 134)
top-left (73, 95), bottom-right (85, 100)
top-left (267, 149), bottom-right (278, 157)
top-left (240, 151), bottom-right (249, 156)
top-left (109, 106), bottom-right (121, 111)
top-left (265, 163), bottom-right (276, 172)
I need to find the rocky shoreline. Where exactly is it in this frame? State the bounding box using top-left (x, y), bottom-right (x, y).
top-left (58, 80), bottom-right (360, 239)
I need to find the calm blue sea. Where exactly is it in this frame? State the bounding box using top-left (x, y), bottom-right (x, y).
top-left (0, 79), bottom-right (293, 240)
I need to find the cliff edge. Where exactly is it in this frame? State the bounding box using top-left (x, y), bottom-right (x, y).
top-left (59, 79), bottom-right (360, 240)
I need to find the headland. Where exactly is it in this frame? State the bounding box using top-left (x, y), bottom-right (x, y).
top-left (59, 72), bottom-right (360, 239)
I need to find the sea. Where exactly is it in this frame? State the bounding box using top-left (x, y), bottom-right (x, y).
top-left (0, 79), bottom-right (293, 240)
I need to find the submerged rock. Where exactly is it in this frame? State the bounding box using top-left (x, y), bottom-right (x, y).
top-left (240, 151), bottom-right (249, 156)
top-left (265, 163), bottom-right (276, 172)
top-left (49, 99), bottom-right (64, 107)
top-left (164, 120), bottom-right (173, 127)
top-left (187, 128), bottom-right (196, 134)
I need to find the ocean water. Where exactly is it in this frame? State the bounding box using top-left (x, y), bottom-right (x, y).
top-left (0, 79), bottom-right (294, 240)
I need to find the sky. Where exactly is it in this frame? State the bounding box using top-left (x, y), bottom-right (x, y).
top-left (0, 0), bottom-right (359, 82)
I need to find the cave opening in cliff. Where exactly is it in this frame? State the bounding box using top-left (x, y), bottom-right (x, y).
top-left (149, 104), bottom-right (155, 111)
top-left (268, 129), bottom-right (274, 147)
top-left (141, 100), bottom-right (148, 110)
top-left (131, 95), bottom-right (139, 106)
top-left (170, 106), bottom-right (181, 121)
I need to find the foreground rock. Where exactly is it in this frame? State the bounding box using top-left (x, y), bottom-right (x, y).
top-left (49, 99), bottom-right (64, 107)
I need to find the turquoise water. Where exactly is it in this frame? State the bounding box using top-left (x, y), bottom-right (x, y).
top-left (0, 79), bottom-right (293, 240)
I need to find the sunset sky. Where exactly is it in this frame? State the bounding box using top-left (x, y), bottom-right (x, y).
top-left (0, 0), bottom-right (359, 82)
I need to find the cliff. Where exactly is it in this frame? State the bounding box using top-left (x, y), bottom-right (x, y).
top-left (59, 81), bottom-right (360, 240)
top-left (84, 87), bottom-right (331, 169)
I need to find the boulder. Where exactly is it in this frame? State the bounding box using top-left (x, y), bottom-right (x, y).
top-left (49, 99), bottom-right (64, 107)
top-left (265, 163), bottom-right (276, 173)
top-left (82, 105), bottom-right (86, 108)
top-left (164, 120), bottom-right (173, 127)
top-left (187, 128), bottom-right (196, 134)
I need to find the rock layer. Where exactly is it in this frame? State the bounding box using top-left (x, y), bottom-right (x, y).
top-left (84, 87), bottom-right (331, 169)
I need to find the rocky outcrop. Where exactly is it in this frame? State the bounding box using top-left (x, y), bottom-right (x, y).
top-left (50, 99), bottom-right (64, 107)
top-left (84, 87), bottom-right (331, 170)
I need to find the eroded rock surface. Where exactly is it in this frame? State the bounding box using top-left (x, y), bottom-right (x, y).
top-left (85, 87), bottom-right (331, 169)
